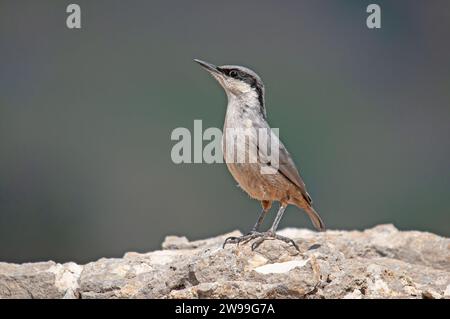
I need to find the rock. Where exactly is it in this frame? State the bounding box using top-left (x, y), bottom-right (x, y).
top-left (0, 225), bottom-right (448, 299)
top-left (254, 260), bottom-right (309, 274)
top-left (0, 262), bottom-right (81, 298)
top-left (421, 289), bottom-right (442, 299)
top-left (343, 289), bottom-right (363, 299)
top-left (444, 284), bottom-right (450, 299)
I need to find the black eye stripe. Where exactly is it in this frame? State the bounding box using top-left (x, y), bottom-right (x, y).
top-left (222, 69), bottom-right (244, 79)
top-left (220, 68), bottom-right (260, 92)
top-left (218, 67), bottom-right (265, 114)
top-left (230, 69), bottom-right (255, 84)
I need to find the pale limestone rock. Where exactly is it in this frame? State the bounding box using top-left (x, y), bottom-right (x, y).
top-left (0, 225), bottom-right (448, 299)
top-left (254, 260), bottom-right (309, 274)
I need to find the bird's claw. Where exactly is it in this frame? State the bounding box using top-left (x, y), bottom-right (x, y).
top-left (222, 231), bottom-right (261, 248)
top-left (223, 231), bottom-right (299, 251)
top-left (250, 232), bottom-right (300, 251)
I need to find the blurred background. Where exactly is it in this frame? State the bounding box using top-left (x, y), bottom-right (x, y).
top-left (1, 0), bottom-right (449, 263)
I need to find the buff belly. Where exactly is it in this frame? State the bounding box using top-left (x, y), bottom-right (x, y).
top-left (225, 162), bottom-right (295, 201)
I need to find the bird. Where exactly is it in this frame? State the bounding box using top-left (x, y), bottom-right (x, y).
top-left (194, 59), bottom-right (325, 251)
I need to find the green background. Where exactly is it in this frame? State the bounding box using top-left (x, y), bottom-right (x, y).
top-left (1, 0), bottom-right (449, 263)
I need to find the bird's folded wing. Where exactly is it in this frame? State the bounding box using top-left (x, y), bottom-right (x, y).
top-left (253, 123), bottom-right (313, 205)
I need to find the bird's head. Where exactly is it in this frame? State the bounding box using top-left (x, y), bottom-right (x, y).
top-left (194, 59), bottom-right (265, 110)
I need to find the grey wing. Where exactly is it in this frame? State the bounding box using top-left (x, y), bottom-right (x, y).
top-left (252, 120), bottom-right (313, 205)
top-left (277, 140), bottom-right (312, 205)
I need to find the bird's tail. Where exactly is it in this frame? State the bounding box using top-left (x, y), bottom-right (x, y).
top-left (293, 198), bottom-right (326, 231)
top-left (304, 205), bottom-right (326, 232)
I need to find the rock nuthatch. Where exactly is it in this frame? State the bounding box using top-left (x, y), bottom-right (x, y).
top-left (195, 59), bottom-right (325, 251)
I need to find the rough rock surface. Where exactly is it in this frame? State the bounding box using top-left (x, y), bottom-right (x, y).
top-left (0, 224), bottom-right (449, 299)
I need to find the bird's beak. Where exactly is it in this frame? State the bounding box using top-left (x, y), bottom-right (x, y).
top-left (194, 59), bottom-right (221, 75)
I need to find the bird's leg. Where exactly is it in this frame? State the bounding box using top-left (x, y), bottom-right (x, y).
top-left (223, 202), bottom-right (299, 251)
top-left (269, 203), bottom-right (285, 232)
top-left (250, 204), bottom-right (299, 251)
top-left (223, 200), bottom-right (272, 248)
top-left (251, 208), bottom-right (266, 232)
top-left (223, 208), bottom-right (267, 248)
top-left (252, 200), bottom-right (271, 233)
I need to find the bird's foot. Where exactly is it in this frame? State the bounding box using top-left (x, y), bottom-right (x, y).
top-left (250, 231), bottom-right (300, 251)
top-left (223, 231), bottom-right (262, 248)
top-left (223, 231), bottom-right (299, 251)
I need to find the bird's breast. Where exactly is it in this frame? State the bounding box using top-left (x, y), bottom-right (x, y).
top-left (221, 109), bottom-right (294, 201)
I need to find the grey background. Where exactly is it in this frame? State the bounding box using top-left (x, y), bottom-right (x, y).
top-left (1, 0), bottom-right (449, 263)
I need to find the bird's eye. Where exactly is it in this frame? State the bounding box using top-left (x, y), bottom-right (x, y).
top-left (229, 70), bottom-right (238, 78)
